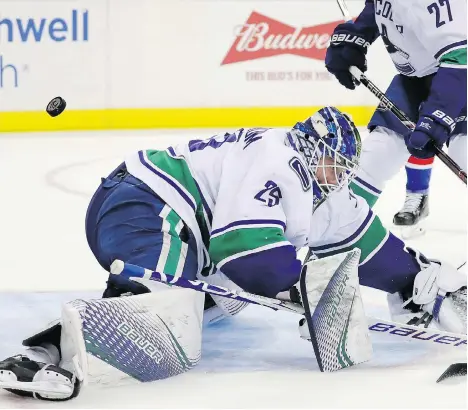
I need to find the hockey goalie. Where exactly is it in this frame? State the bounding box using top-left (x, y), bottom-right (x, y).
top-left (0, 106), bottom-right (465, 400)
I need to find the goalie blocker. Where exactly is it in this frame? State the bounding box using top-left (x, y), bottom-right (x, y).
top-left (297, 249), bottom-right (373, 371)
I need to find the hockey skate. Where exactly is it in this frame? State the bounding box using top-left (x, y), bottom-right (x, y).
top-left (393, 193), bottom-right (429, 239)
top-left (0, 355), bottom-right (81, 401)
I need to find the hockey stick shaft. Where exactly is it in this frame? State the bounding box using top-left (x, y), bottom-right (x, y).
top-left (349, 66), bottom-right (467, 185)
top-left (110, 260), bottom-right (304, 314)
top-left (334, 0), bottom-right (467, 185)
top-left (335, 0), bottom-right (353, 22)
top-left (110, 259), bottom-right (467, 348)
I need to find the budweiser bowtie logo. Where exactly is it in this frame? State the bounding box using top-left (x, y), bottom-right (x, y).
top-left (222, 12), bottom-right (342, 65)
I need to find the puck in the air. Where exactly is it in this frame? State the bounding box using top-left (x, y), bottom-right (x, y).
top-left (46, 97), bottom-right (66, 117)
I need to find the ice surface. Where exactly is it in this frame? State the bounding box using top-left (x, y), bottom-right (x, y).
top-left (0, 129), bottom-right (466, 408)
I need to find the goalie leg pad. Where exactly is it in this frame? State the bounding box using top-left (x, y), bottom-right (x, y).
top-left (75, 286), bottom-right (204, 382)
top-left (299, 248), bottom-right (373, 372)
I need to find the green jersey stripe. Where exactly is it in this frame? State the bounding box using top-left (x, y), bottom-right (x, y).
top-left (210, 227), bottom-right (287, 266)
top-left (313, 217), bottom-right (388, 264)
top-left (440, 48), bottom-right (467, 66)
top-left (144, 150), bottom-right (210, 246)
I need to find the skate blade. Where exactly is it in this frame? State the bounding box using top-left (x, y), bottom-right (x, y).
top-left (393, 219), bottom-right (427, 240)
top-left (0, 380), bottom-right (73, 397)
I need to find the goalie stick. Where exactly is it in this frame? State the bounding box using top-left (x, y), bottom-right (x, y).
top-left (334, 1), bottom-right (468, 382)
top-left (110, 260), bottom-right (467, 350)
top-left (334, 0), bottom-right (467, 185)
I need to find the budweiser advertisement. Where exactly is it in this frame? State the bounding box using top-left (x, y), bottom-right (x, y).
top-left (222, 11), bottom-right (341, 65)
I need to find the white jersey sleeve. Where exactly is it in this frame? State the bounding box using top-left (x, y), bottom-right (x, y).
top-left (309, 185), bottom-right (426, 295)
top-left (309, 186), bottom-right (386, 264)
top-left (209, 128), bottom-right (314, 297)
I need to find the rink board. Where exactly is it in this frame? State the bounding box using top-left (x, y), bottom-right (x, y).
top-left (0, 106), bottom-right (375, 133)
top-left (0, 0), bottom-right (393, 133)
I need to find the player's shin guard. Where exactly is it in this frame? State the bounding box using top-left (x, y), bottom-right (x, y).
top-left (298, 249), bottom-right (373, 371)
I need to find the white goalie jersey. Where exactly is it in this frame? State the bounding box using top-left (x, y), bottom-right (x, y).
top-left (125, 127), bottom-right (372, 296)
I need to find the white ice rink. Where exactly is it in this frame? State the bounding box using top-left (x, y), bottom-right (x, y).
top-left (0, 129), bottom-right (466, 408)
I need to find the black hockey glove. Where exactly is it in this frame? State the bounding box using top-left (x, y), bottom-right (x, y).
top-left (325, 23), bottom-right (371, 90)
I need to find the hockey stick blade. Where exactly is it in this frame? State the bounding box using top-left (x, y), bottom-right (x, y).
top-left (110, 260), bottom-right (467, 349)
top-left (436, 363), bottom-right (467, 383)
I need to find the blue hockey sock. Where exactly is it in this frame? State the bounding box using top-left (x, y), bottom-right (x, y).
top-left (405, 156), bottom-right (434, 194)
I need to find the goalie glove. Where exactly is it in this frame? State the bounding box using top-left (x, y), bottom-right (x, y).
top-left (413, 261), bottom-right (467, 334)
top-left (388, 250), bottom-right (467, 334)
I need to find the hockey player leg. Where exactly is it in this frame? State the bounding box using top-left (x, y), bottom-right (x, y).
top-left (85, 162), bottom-right (201, 287)
top-left (297, 249), bottom-right (373, 371)
top-left (351, 75), bottom-right (428, 208)
top-left (448, 133), bottom-right (467, 173)
top-left (350, 126), bottom-right (409, 207)
top-left (393, 156), bottom-right (433, 239)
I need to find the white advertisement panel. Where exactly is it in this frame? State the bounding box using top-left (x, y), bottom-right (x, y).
top-left (0, 1), bottom-right (108, 111)
top-left (107, 0), bottom-right (395, 107)
top-left (0, 0), bottom-right (396, 111)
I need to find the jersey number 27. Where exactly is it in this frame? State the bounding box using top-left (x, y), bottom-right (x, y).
top-left (427, 0), bottom-right (453, 28)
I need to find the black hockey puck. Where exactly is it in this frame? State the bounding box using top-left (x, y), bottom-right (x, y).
top-left (46, 97), bottom-right (66, 117)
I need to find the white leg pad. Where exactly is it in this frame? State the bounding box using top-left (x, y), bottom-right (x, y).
top-left (63, 286), bottom-right (204, 385)
top-left (299, 248), bottom-right (373, 371)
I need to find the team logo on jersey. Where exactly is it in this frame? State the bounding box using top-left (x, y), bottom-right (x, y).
top-left (244, 128), bottom-right (267, 149)
top-left (221, 12), bottom-right (349, 65)
top-left (289, 157), bottom-right (311, 192)
top-left (254, 180), bottom-right (282, 207)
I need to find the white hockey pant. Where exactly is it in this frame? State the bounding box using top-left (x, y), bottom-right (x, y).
top-left (357, 126), bottom-right (467, 193)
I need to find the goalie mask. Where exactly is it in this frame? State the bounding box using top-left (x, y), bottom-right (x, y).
top-left (288, 106), bottom-right (362, 209)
